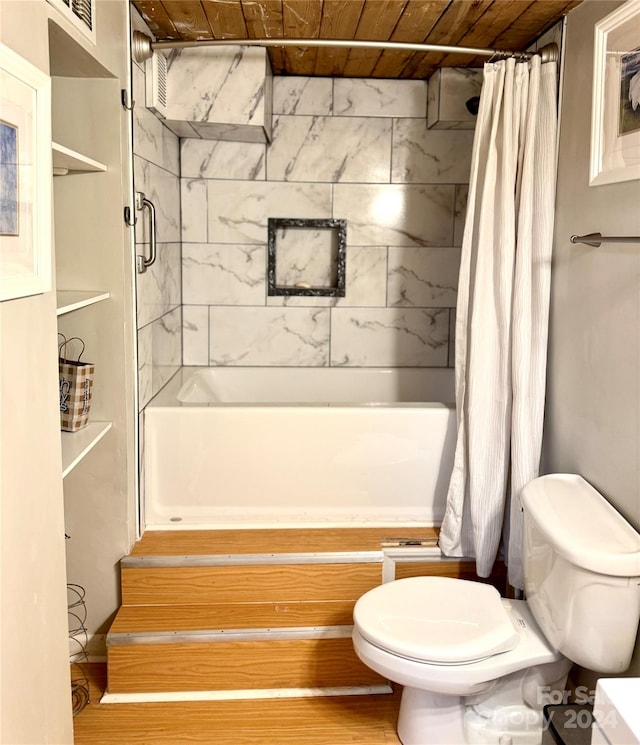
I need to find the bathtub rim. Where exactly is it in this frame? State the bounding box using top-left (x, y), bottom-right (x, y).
top-left (147, 366), bottom-right (456, 408)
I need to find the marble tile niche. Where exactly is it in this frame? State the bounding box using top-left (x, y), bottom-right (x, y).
top-left (427, 68), bottom-right (483, 130)
top-left (163, 46), bottom-right (273, 143)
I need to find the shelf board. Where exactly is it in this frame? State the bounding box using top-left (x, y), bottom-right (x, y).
top-left (52, 141), bottom-right (107, 174)
top-left (57, 290), bottom-right (110, 316)
top-left (62, 421), bottom-right (112, 478)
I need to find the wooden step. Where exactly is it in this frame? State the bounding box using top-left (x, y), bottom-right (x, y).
top-left (107, 635), bottom-right (383, 694)
top-left (121, 527), bottom-right (441, 606)
top-left (121, 562), bottom-right (383, 605)
top-left (107, 599), bottom-right (382, 696)
top-left (109, 600), bottom-right (355, 633)
top-left (107, 527), bottom-right (503, 701)
top-left (130, 526), bottom-right (439, 557)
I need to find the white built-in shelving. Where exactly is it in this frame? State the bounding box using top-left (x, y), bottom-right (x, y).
top-left (52, 141), bottom-right (106, 174)
top-left (53, 142), bottom-right (110, 475)
top-left (61, 422), bottom-right (112, 478)
top-left (56, 290), bottom-right (110, 316)
top-left (57, 291), bottom-right (111, 475)
top-left (48, 7), bottom-right (135, 669)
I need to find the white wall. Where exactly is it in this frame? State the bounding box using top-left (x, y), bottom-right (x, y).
top-left (1, 1), bottom-right (135, 741)
top-left (544, 0), bottom-right (640, 676)
top-left (0, 3), bottom-right (74, 742)
top-left (1, 297), bottom-right (73, 745)
top-left (545, 0), bottom-right (640, 532)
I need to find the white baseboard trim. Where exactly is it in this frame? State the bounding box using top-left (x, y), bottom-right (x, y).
top-left (100, 684), bottom-right (393, 704)
top-left (69, 632), bottom-right (107, 662)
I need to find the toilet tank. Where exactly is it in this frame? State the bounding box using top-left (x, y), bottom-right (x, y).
top-left (521, 474), bottom-right (640, 673)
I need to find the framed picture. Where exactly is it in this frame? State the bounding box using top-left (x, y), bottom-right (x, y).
top-left (0, 43), bottom-right (52, 301)
top-left (589, 1), bottom-right (640, 186)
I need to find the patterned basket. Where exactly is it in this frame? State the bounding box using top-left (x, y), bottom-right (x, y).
top-left (59, 335), bottom-right (95, 432)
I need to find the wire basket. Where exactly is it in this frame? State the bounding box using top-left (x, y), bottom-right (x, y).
top-left (68, 583), bottom-right (90, 715)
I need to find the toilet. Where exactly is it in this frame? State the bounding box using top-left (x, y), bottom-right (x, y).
top-left (352, 474), bottom-right (640, 745)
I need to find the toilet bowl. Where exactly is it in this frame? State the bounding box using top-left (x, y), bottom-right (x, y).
top-left (352, 474), bottom-right (640, 745)
top-left (353, 577), bottom-right (571, 745)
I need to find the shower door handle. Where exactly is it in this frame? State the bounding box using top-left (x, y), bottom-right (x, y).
top-left (135, 191), bottom-right (157, 274)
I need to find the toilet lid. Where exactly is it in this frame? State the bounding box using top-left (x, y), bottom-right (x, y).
top-left (353, 576), bottom-right (520, 664)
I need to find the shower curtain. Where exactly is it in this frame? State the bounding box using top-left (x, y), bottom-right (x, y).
top-left (439, 55), bottom-right (558, 590)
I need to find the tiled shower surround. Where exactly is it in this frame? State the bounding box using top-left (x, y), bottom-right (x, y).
top-left (132, 11), bottom-right (182, 410)
top-left (181, 76), bottom-right (473, 368)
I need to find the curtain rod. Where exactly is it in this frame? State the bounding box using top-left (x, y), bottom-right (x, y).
top-left (131, 30), bottom-right (558, 66)
top-left (570, 233), bottom-right (640, 248)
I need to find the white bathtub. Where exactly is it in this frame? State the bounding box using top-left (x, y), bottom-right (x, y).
top-left (144, 367), bottom-right (456, 529)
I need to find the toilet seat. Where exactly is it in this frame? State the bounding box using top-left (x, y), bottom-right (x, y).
top-left (352, 597), bottom-right (565, 697)
top-left (353, 576), bottom-right (520, 664)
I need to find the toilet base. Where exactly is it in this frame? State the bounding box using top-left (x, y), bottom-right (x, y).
top-left (395, 660), bottom-right (572, 745)
top-left (396, 687), bottom-right (548, 745)
top-left (398, 687), bottom-right (466, 745)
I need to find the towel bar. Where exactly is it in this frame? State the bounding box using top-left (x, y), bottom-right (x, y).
top-left (570, 233), bottom-right (640, 248)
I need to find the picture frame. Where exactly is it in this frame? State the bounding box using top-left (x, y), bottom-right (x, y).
top-left (0, 43), bottom-right (52, 301)
top-left (589, 1), bottom-right (640, 186)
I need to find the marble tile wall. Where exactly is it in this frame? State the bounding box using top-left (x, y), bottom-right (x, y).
top-left (426, 68), bottom-right (483, 130)
top-left (163, 46), bottom-right (273, 143)
top-left (181, 75), bottom-right (475, 368)
top-left (132, 8), bottom-right (182, 408)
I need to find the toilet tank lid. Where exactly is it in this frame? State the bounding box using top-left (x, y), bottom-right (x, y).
top-left (521, 474), bottom-right (640, 577)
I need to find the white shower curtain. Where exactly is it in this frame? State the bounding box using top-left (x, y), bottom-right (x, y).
top-left (439, 55), bottom-right (558, 590)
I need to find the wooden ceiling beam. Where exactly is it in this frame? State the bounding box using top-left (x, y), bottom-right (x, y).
top-left (282, 0), bottom-right (323, 76)
top-left (131, 0), bottom-right (584, 79)
top-left (202, 0), bottom-right (249, 39)
top-left (343, 0), bottom-right (410, 78)
top-left (241, 0), bottom-right (286, 71)
top-left (134, 0), bottom-right (181, 40)
top-left (160, 1), bottom-right (214, 39)
top-left (439, 0), bottom-right (535, 67)
top-left (314, 0), bottom-right (366, 77)
top-left (491, 0), bottom-right (572, 48)
top-left (372, 0), bottom-right (450, 79)
top-left (402, 0), bottom-right (495, 78)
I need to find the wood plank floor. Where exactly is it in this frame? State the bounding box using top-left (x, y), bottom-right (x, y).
top-left (74, 664), bottom-right (403, 745)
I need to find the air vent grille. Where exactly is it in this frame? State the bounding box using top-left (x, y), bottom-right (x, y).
top-left (155, 52), bottom-right (167, 109)
top-left (145, 52), bottom-right (169, 119)
top-left (47, 0), bottom-right (95, 43)
top-left (72, 0), bottom-right (93, 31)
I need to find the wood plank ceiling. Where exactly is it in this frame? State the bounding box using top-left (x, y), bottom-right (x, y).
top-left (132, 0), bottom-right (582, 79)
